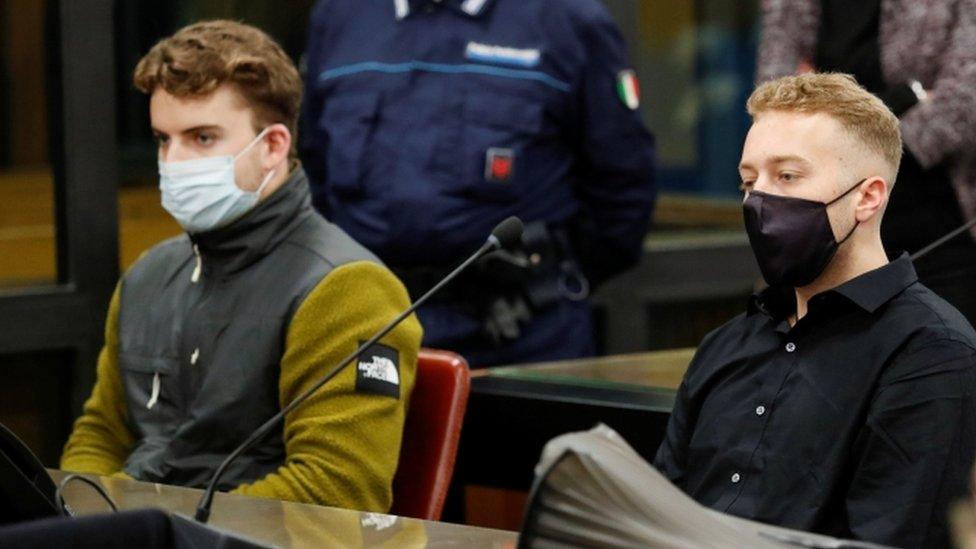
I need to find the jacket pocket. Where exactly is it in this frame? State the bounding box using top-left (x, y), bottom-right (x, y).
top-left (317, 91), bottom-right (382, 196)
top-left (118, 352), bottom-right (182, 435)
top-left (456, 92), bottom-right (547, 203)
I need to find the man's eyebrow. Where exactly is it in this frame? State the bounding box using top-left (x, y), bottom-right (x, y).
top-left (767, 154), bottom-right (813, 167)
top-left (180, 125), bottom-right (222, 134)
top-left (739, 155), bottom-right (813, 172)
top-left (150, 125), bottom-right (222, 137)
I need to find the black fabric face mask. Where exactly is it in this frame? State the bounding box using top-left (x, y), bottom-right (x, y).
top-left (743, 179), bottom-right (865, 288)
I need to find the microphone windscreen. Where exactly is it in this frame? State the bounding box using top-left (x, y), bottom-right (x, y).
top-left (490, 216), bottom-right (524, 250)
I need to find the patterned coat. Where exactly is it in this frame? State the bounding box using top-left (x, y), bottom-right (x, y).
top-left (757, 0), bottom-right (976, 230)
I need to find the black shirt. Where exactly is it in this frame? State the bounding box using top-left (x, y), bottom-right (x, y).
top-left (654, 255), bottom-right (976, 548)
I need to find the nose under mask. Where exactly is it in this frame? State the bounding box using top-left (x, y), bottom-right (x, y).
top-left (158, 128), bottom-right (276, 233)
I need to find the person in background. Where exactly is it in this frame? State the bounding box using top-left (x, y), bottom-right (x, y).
top-left (60, 20), bottom-right (422, 513)
top-left (300, 0), bottom-right (657, 367)
top-left (756, 0), bottom-right (976, 326)
top-left (655, 73), bottom-right (976, 548)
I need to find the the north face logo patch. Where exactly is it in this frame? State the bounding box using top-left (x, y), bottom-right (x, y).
top-left (359, 355), bottom-right (400, 385)
top-left (356, 342), bottom-right (400, 398)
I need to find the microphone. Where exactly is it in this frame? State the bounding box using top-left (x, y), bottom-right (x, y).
top-left (194, 216), bottom-right (524, 523)
top-left (488, 216), bottom-right (524, 251)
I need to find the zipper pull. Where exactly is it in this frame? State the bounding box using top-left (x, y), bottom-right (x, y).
top-left (146, 372), bottom-right (161, 410)
top-left (191, 244), bottom-right (202, 283)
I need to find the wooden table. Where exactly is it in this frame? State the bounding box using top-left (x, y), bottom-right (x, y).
top-left (475, 347), bottom-right (695, 390)
top-left (49, 470), bottom-right (517, 548)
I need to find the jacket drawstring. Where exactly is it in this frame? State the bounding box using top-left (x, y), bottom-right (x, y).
top-left (191, 244), bottom-right (202, 283)
top-left (146, 372), bottom-right (161, 410)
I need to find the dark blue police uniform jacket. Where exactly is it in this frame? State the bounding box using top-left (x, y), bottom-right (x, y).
top-left (302, 0), bottom-right (657, 366)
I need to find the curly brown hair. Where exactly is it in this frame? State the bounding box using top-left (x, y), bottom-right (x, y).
top-left (133, 20), bottom-right (302, 156)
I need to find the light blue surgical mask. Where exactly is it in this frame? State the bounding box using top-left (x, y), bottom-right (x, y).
top-left (159, 128), bottom-right (276, 233)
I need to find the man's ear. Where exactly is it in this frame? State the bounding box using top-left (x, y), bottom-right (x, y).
top-left (855, 176), bottom-right (888, 223)
top-left (262, 123), bottom-right (291, 168)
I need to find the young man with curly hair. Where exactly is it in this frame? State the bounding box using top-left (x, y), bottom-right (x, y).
top-left (60, 20), bottom-right (422, 513)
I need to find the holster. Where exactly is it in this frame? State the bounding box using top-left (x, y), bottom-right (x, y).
top-left (394, 222), bottom-right (590, 345)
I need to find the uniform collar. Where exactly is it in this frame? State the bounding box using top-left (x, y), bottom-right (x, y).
top-left (394, 0), bottom-right (493, 20)
top-left (189, 162), bottom-right (314, 277)
top-left (749, 253), bottom-right (919, 318)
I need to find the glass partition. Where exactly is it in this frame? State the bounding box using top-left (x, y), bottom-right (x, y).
top-left (614, 0), bottom-right (759, 200)
top-left (0, 2), bottom-right (57, 286)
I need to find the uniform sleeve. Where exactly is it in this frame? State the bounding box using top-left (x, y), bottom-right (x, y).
top-left (299, 1), bottom-right (332, 215)
top-left (899, 0), bottom-right (976, 168)
top-left (232, 261), bottom-right (423, 512)
top-left (845, 338), bottom-right (976, 548)
top-left (570, 5), bottom-right (657, 287)
top-left (60, 284), bottom-right (136, 475)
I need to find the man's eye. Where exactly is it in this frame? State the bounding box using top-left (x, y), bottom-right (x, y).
top-left (739, 181), bottom-right (754, 192)
top-left (154, 135), bottom-right (169, 146)
top-left (780, 172), bottom-right (798, 182)
top-left (196, 133), bottom-right (215, 145)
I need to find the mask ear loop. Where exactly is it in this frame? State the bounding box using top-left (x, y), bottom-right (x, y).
top-left (253, 168), bottom-right (276, 196)
top-left (828, 178), bottom-right (868, 244)
top-left (826, 177), bottom-right (868, 206)
top-left (235, 127), bottom-right (276, 195)
top-left (837, 219), bottom-right (860, 245)
top-left (233, 127), bottom-right (272, 161)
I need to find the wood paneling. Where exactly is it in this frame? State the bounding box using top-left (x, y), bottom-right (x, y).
top-left (464, 485), bottom-right (529, 531)
top-left (3, 1), bottom-right (48, 166)
top-left (0, 170), bottom-right (180, 286)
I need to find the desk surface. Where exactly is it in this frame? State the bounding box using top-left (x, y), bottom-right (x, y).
top-left (455, 349), bottom-right (692, 527)
top-left (478, 348), bottom-right (695, 393)
top-left (50, 470), bottom-right (517, 548)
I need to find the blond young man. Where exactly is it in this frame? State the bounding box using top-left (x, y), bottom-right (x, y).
top-left (654, 74), bottom-right (976, 547)
top-left (60, 21), bottom-right (422, 512)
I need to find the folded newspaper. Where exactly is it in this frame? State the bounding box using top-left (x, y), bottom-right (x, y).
top-left (518, 424), bottom-right (892, 549)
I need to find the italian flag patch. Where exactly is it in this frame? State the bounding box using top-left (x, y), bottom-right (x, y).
top-left (616, 70), bottom-right (640, 110)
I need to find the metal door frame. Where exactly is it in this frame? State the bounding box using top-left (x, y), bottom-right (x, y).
top-left (0, 0), bottom-right (119, 415)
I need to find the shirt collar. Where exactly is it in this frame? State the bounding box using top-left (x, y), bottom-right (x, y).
top-left (830, 253), bottom-right (918, 312)
top-left (749, 253), bottom-right (919, 318)
top-left (394, 0), bottom-right (493, 20)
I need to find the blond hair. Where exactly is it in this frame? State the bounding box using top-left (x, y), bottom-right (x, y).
top-left (747, 73), bottom-right (902, 177)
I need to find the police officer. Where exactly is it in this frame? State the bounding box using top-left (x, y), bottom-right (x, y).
top-left (301, 0), bottom-right (657, 367)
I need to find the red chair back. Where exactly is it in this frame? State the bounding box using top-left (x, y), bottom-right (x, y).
top-left (390, 348), bottom-right (471, 521)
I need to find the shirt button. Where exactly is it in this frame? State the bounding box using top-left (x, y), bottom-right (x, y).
top-left (731, 473), bottom-right (741, 484)
top-left (785, 342), bottom-right (796, 353)
top-left (756, 405), bottom-right (766, 416)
